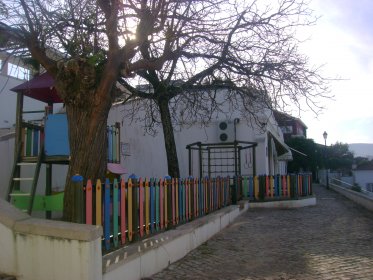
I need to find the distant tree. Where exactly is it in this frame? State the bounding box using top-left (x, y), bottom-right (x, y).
top-left (286, 137), bottom-right (323, 177)
top-left (354, 158), bottom-right (373, 170)
top-left (354, 156), bottom-right (370, 167)
top-left (287, 139), bottom-right (354, 177)
top-left (327, 142), bottom-right (354, 174)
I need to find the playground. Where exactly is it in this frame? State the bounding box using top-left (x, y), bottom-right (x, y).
top-left (6, 73), bottom-right (123, 217)
top-left (4, 72), bottom-right (314, 249)
top-left (1, 72), bottom-right (316, 280)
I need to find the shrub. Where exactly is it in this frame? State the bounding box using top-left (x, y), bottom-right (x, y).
top-left (351, 184), bottom-right (361, 192)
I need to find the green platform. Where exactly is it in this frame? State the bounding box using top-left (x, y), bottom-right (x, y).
top-left (12, 191), bottom-right (64, 212)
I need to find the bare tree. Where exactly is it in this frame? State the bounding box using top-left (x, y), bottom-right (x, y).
top-left (0, 0), bottom-right (328, 220)
top-left (0, 0), bottom-right (178, 221)
top-left (117, 0), bottom-right (328, 178)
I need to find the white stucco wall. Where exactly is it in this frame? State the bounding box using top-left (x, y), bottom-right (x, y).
top-left (108, 98), bottom-right (288, 178)
top-left (0, 198), bottom-right (103, 280)
top-left (353, 170), bottom-right (373, 192)
top-left (0, 133), bottom-right (14, 199)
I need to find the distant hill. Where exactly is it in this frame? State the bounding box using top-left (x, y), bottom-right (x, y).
top-left (349, 143), bottom-right (373, 158)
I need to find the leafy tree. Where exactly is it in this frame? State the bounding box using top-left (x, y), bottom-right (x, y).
top-left (286, 137), bottom-right (323, 177)
top-left (287, 138), bottom-right (354, 177)
top-left (0, 0), bottom-right (328, 220)
top-left (327, 142), bottom-right (354, 174)
top-left (354, 156), bottom-right (370, 167)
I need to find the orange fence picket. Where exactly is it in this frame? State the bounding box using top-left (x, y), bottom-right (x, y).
top-left (81, 173), bottom-right (311, 252)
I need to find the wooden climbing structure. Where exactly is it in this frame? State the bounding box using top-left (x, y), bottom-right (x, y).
top-left (6, 73), bottom-right (123, 216)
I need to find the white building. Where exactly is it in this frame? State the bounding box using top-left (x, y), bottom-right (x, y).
top-left (0, 52), bottom-right (46, 129)
top-left (108, 89), bottom-right (292, 179)
top-left (353, 163), bottom-right (373, 193)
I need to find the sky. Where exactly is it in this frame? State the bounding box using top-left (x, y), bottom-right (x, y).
top-left (1, 0), bottom-right (371, 146)
top-left (297, 0), bottom-right (373, 145)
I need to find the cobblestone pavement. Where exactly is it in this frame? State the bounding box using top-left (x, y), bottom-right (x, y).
top-left (149, 185), bottom-right (373, 280)
top-left (0, 275), bottom-right (16, 280)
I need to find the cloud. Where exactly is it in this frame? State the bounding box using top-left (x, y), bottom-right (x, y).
top-left (314, 0), bottom-right (373, 69)
top-left (297, 0), bottom-right (373, 144)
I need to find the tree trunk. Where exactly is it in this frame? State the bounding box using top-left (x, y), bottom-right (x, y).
top-left (53, 56), bottom-right (120, 222)
top-left (62, 96), bottom-right (112, 222)
top-left (158, 99), bottom-right (180, 178)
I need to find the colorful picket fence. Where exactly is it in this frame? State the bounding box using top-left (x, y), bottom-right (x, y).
top-left (82, 176), bottom-right (232, 252)
top-left (240, 174), bottom-right (313, 201)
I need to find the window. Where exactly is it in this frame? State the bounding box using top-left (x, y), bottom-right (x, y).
top-left (7, 62), bottom-right (30, 80)
top-left (281, 126), bottom-right (293, 134)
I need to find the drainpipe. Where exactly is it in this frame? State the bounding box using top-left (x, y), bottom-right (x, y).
top-left (233, 118), bottom-right (240, 141)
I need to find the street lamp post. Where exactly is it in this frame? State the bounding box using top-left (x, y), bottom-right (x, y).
top-left (323, 131), bottom-right (329, 189)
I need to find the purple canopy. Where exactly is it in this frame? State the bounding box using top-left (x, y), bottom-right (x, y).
top-left (11, 72), bottom-right (63, 104)
top-left (107, 163), bottom-right (127, 175)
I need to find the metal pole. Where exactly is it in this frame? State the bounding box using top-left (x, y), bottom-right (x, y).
top-left (187, 146), bottom-right (192, 176)
top-left (238, 146), bottom-right (242, 177)
top-left (46, 164), bottom-right (52, 219)
top-left (253, 146), bottom-right (256, 176)
top-left (324, 138), bottom-right (329, 189)
top-left (234, 141), bottom-right (238, 178)
top-left (198, 142), bottom-right (203, 178)
top-left (14, 93), bottom-right (24, 191)
top-left (208, 147), bottom-right (211, 178)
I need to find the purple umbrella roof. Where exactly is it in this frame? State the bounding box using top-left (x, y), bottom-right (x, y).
top-left (11, 72), bottom-right (63, 104)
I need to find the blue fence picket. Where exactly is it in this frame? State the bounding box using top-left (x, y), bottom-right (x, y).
top-left (113, 178), bottom-right (119, 248)
top-left (82, 174), bottom-right (312, 252)
top-left (181, 179), bottom-right (185, 222)
top-left (199, 178), bottom-right (203, 216)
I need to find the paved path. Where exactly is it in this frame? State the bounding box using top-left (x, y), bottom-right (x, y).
top-left (149, 185), bottom-right (373, 280)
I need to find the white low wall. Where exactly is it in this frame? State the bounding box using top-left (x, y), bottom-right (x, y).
top-left (1, 194), bottom-right (320, 280)
top-left (103, 202), bottom-right (249, 280)
top-left (248, 197), bottom-right (317, 209)
top-left (330, 183), bottom-right (373, 212)
top-left (0, 198), bottom-right (103, 280)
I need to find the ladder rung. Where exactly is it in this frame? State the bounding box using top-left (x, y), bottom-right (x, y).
top-left (17, 162), bottom-right (37, 166)
top-left (13, 178), bottom-right (34, 181)
top-left (9, 193), bottom-right (31, 197)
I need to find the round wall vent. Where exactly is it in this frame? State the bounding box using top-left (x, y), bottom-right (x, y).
top-left (219, 122), bottom-right (228, 130)
top-left (219, 133), bottom-right (228, 141)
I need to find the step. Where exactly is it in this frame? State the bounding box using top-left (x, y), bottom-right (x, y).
top-left (17, 162), bottom-right (37, 166)
top-left (13, 177), bottom-right (34, 181)
top-left (9, 192), bottom-right (31, 197)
